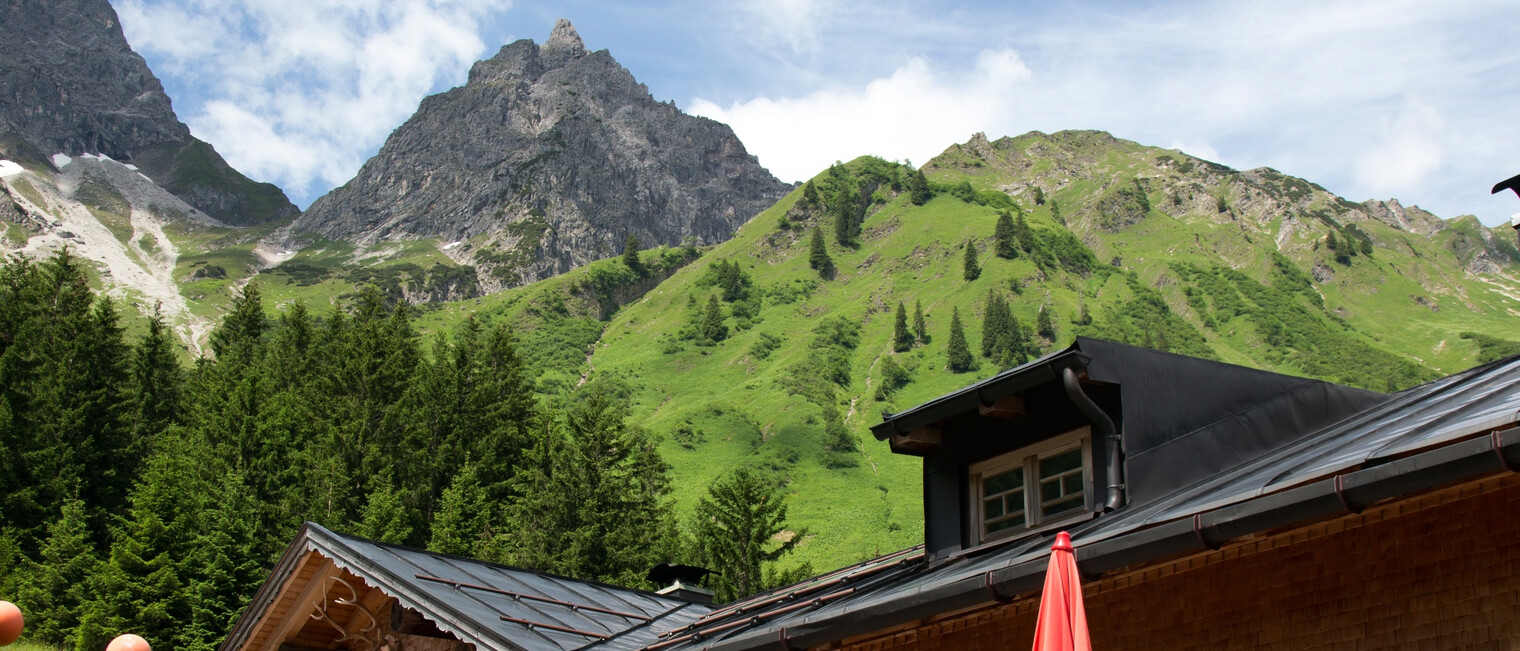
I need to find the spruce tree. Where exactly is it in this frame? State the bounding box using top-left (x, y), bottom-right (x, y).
top-left (428, 462), bottom-right (489, 557)
top-left (808, 227), bottom-right (834, 278)
top-left (1013, 213), bottom-right (1037, 254)
top-left (623, 234), bottom-right (646, 276)
top-left (692, 468), bottom-right (803, 603)
top-left (699, 295), bottom-right (728, 343)
top-left (801, 179), bottom-right (819, 208)
top-left (963, 241), bottom-right (981, 281)
top-left (833, 185), bottom-right (857, 247)
top-left (492, 393), bottom-right (674, 586)
top-left (981, 290), bottom-right (1009, 359)
top-left (946, 307), bottom-right (975, 372)
top-left (15, 494), bottom-right (98, 648)
top-left (995, 211), bottom-right (1018, 259)
top-left (1037, 304), bottom-right (1056, 339)
top-left (892, 302), bottom-right (913, 352)
top-left (909, 168), bottom-right (931, 205)
top-left (913, 300), bottom-right (929, 344)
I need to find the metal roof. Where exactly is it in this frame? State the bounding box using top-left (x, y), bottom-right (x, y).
top-left (670, 350), bottom-right (1520, 651)
top-left (224, 523), bottom-right (710, 651)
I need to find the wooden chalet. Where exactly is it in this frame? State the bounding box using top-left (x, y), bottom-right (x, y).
top-left (225, 337), bottom-right (1520, 650)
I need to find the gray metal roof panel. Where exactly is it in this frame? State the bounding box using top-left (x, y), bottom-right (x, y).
top-left (303, 524), bottom-right (707, 651)
top-left (682, 352), bottom-right (1520, 650)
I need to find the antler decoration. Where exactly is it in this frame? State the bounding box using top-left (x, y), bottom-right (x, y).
top-left (309, 576), bottom-right (402, 650)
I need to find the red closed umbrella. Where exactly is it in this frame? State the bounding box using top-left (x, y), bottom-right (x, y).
top-left (1031, 531), bottom-right (1091, 651)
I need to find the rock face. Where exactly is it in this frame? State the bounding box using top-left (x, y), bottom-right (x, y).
top-left (293, 19), bottom-right (789, 288)
top-left (0, 0), bottom-right (297, 226)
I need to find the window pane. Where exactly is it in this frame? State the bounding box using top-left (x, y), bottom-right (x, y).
top-left (1040, 448), bottom-right (1082, 477)
top-left (984, 468), bottom-right (1023, 495)
top-left (984, 497), bottom-right (1005, 519)
top-left (1043, 495), bottom-right (1084, 518)
top-left (1065, 473), bottom-right (1084, 495)
top-left (986, 510), bottom-right (1025, 533)
top-left (1041, 477), bottom-right (1062, 503)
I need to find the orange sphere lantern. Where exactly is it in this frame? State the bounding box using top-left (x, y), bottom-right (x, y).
top-left (105, 633), bottom-right (151, 651)
top-left (0, 600), bottom-right (22, 646)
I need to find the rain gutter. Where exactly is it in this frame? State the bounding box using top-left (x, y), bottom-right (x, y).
top-left (704, 426), bottom-right (1520, 651)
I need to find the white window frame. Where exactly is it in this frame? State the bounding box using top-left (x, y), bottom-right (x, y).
top-left (968, 426), bottom-right (1094, 544)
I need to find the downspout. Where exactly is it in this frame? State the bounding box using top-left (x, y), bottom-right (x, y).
top-left (1062, 366), bottom-right (1124, 511)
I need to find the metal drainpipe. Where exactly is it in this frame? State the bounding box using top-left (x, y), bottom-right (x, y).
top-left (1062, 366), bottom-right (1124, 511)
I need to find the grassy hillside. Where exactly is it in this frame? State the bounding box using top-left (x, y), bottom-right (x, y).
top-left (13, 129), bottom-right (1520, 576)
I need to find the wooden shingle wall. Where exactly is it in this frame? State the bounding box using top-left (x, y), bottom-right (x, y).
top-left (827, 472), bottom-right (1520, 650)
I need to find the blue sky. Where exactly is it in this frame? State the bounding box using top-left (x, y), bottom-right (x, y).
top-left (116, 0), bottom-right (1520, 226)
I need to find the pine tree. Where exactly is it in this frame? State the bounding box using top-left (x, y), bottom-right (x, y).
top-left (129, 306), bottom-right (182, 452)
top-left (833, 184), bottom-right (858, 247)
top-left (963, 241), bottom-right (981, 281)
top-left (892, 302), bottom-right (913, 352)
top-left (981, 291), bottom-right (1009, 359)
top-left (358, 475), bottom-right (414, 545)
top-left (209, 282), bottom-right (266, 362)
top-left (946, 307), bottom-right (975, 373)
top-left (1037, 304), bottom-right (1056, 340)
top-left (994, 211), bottom-right (1018, 259)
top-left (692, 468), bottom-right (803, 603)
top-left (15, 494), bottom-right (99, 648)
top-left (699, 295), bottom-right (728, 343)
top-left (801, 180), bottom-right (819, 208)
top-left (913, 300), bottom-right (929, 344)
top-left (1013, 213), bottom-right (1037, 254)
top-left (623, 234), bottom-right (646, 276)
top-left (492, 393), bottom-right (674, 585)
top-left (808, 227), bottom-right (834, 278)
top-left (428, 462), bottom-right (490, 557)
top-left (909, 168), bottom-right (931, 205)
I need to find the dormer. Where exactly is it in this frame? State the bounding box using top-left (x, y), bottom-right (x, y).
top-left (871, 337), bottom-right (1387, 561)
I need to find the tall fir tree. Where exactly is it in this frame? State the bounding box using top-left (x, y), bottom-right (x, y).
top-left (892, 302), bottom-right (914, 352)
top-left (994, 211), bottom-right (1018, 259)
top-left (808, 227), bottom-right (834, 278)
top-left (946, 307), bottom-right (975, 373)
top-left (833, 184), bottom-right (858, 247)
top-left (1013, 213), bottom-right (1037, 254)
top-left (963, 241), bottom-right (981, 281)
top-left (801, 179), bottom-right (819, 208)
top-left (981, 291), bottom-right (1010, 359)
top-left (428, 462), bottom-right (490, 557)
top-left (491, 392), bottom-right (674, 586)
top-left (691, 468), bottom-right (806, 603)
top-left (909, 168), bottom-right (931, 205)
top-left (623, 234), bottom-right (646, 276)
top-left (699, 295), bottom-right (728, 343)
top-left (913, 300), bottom-right (929, 344)
top-left (1037, 304), bottom-right (1056, 339)
top-left (14, 493), bottom-right (98, 648)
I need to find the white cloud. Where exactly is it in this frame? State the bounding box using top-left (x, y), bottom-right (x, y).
top-left (1353, 101), bottom-right (1445, 198)
top-left (696, 0), bottom-right (1520, 224)
top-left (691, 48), bottom-right (1031, 182)
top-left (116, 0), bottom-right (506, 207)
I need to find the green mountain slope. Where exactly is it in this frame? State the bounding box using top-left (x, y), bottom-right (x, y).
top-left (557, 131), bottom-right (1520, 571)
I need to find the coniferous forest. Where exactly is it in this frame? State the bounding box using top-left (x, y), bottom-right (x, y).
top-left (0, 251), bottom-right (803, 650)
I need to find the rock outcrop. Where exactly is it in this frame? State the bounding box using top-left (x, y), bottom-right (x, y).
top-left (0, 0), bottom-right (298, 226)
top-left (293, 19), bottom-right (789, 288)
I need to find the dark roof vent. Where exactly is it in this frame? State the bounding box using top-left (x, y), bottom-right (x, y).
top-left (647, 563), bottom-right (715, 605)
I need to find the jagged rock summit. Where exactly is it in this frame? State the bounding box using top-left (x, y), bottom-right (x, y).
top-left (293, 19), bottom-right (790, 289)
top-left (0, 0), bottom-right (298, 226)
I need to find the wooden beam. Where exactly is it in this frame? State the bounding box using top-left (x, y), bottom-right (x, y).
top-left (978, 394), bottom-right (1026, 419)
top-left (259, 557), bottom-right (337, 651)
top-left (892, 424), bottom-right (941, 451)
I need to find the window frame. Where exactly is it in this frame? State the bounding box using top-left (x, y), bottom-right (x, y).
top-left (968, 426), bottom-right (1094, 544)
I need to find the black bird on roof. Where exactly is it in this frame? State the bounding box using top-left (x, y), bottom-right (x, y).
top-left (1493, 173), bottom-right (1520, 200)
top-left (647, 563), bottom-right (714, 587)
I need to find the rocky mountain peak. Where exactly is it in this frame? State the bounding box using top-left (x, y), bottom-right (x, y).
top-left (543, 19), bottom-right (586, 58)
top-left (294, 20), bottom-right (789, 292)
top-left (0, 0), bottom-right (297, 226)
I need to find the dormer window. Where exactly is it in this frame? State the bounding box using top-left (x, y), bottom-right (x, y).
top-left (969, 427), bottom-right (1093, 543)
